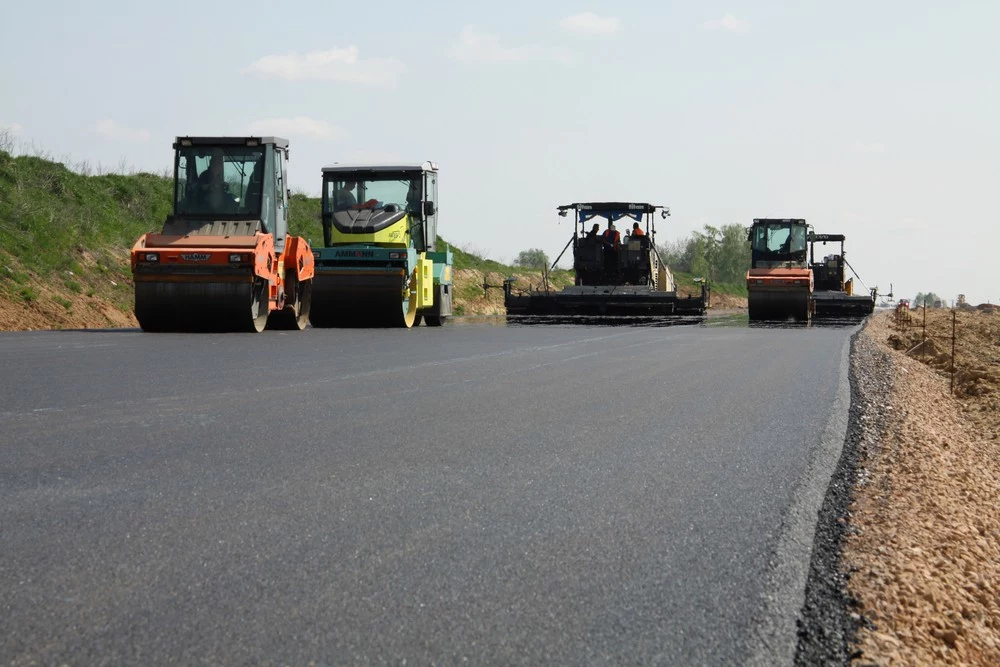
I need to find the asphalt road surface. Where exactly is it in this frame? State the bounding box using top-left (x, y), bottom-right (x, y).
top-left (0, 319), bottom-right (854, 665)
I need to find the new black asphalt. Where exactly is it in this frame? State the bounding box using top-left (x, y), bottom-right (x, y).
top-left (0, 319), bottom-right (855, 664)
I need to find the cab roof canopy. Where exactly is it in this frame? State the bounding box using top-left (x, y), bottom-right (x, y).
top-left (322, 162), bottom-right (438, 174)
top-left (559, 202), bottom-right (664, 215)
top-left (752, 218), bottom-right (807, 224)
top-left (173, 136), bottom-right (288, 149)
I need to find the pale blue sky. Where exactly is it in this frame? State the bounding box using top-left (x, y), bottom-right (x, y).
top-left (2, 1), bottom-right (998, 303)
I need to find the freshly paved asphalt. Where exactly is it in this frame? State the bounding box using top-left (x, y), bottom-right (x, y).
top-left (0, 318), bottom-right (854, 665)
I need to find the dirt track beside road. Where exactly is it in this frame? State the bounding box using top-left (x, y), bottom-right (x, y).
top-left (846, 311), bottom-right (1000, 665)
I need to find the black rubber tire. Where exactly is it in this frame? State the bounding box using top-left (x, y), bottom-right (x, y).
top-left (425, 314), bottom-right (446, 327)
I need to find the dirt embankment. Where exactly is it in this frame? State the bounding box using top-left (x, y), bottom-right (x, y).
top-left (709, 291), bottom-right (747, 309)
top-left (0, 250), bottom-right (137, 331)
top-left (452, 269), bottom-right (517, 317)
top-left (846, 310), bottom-right (1000, 665)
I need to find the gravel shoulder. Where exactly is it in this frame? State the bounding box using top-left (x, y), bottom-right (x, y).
top-left (843, 310), bottom-right (1000, 664)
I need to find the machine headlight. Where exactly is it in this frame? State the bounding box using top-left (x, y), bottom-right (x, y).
top-left (312, 251), bottom-right (320, 259)
top-left (145, 253), bottom-right (159, 262)
top-left (229, 254), bottom-right (241, 263)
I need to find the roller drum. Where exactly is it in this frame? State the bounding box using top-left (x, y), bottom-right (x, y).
top-left (747, 289), bottom-right (811, 322)
top-left (135, 279), bottom-right (267, 332)
top-left (310, 273), bottom-right (416, 328)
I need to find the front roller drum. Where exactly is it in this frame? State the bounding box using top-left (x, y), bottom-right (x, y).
top-left (135, 278), bottom-right (268, 333)
top-left (747, 289), bottom-right (811, 322)
top-left (310, 271), bottom-right (418, 329)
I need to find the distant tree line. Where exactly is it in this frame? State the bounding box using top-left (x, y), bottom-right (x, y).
top-left (658, 224), bottom-right (750, 286)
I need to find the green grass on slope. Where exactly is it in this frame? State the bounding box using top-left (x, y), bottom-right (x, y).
top-left (0, 151), bottom-right (173, 276)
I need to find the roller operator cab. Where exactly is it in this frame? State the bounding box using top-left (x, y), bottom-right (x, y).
top-left (746, 218), bottom-right (813, 321)
top-left (130, 136), bottom-right (314, 332)
top-left (309, 162), bottom-right (453, 328)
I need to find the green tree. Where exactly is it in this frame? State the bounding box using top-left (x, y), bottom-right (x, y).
top-left (656, 237), bottom-right (690, 272)
top-left (513, 248), bottom-right (550, 271)
top-left (679, 223), bottom-right (749, 284)
top-left (715, 224), bottom-right (751, 284)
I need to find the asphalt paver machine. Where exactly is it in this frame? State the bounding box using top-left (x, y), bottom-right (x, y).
top-left (504, 202), bottom-right (708, 321)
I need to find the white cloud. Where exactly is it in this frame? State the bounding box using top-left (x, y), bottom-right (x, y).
top-left (247, 117), bottom-right (348, 141)
top-left (560, 12), bottom-right (622, 36)
top-left (95, 119), bottom-right (150, 142)
top-left (703, 13), bottom-right (752, 34)
top-left (450, 26), bottom-right (573, 64)
top-left (851, 141), bottom-right (886, 154)
top-left (243, 46), bottom-right (405, 86)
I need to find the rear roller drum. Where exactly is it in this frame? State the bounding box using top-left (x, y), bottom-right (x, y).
top-left (424, 314), bottom-right (446, 327)
top-left (425, 284), bottom-right (450, 326)
top-left (269, 277), bottom-right (312, 331)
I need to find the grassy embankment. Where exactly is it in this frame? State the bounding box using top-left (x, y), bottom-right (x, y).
top-left (0, 150), bottom-right (169, 328)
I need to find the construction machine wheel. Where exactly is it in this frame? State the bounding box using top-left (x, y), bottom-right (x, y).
top-left (134, 279), bottom-right (269, 332)
top-left (425, 314), bottom-right (447, 327)
top-left (309, 270), bottom-right (418, 328)
top-left (391, 270), bottom-right (419, 329)
top-left (243, 278), bottom-right (269, 333)
top-left (269, 277), bottom-right (312, 331)
top-left (135, 308), bottom-right (172, 333)
top-left (748, 290), bottom-right (810, 322)
top-left (308, 309), bottom-right (341, 328)
top-left (424, 283), bottom-right (450, 327)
